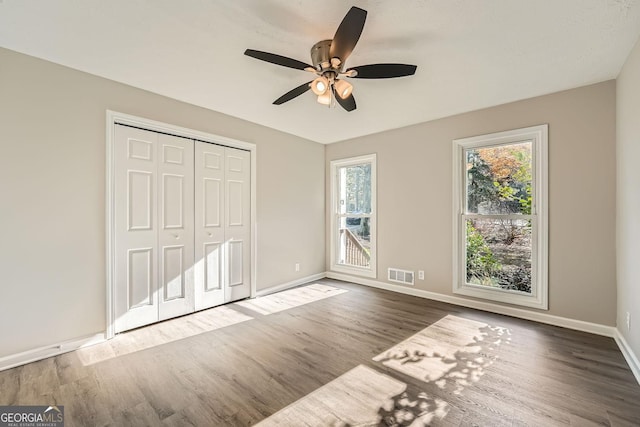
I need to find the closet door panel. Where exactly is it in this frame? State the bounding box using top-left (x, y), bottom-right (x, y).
top-left (163, 245), bottom-right (185, 300)
top-left (228, 240), bottom-right (244, 287)
top-left (158, 133), bottom-right (195, 321)
top-left (114, 125), bottom-right (159, 333)
top-left (127, 248), bottom-right (153, 308)
top-left (195, 142), bottom-right (225, 309)
top-left (225, 147), bottom-right (251, 302)
top-left (203, 242), bottom-right (222, 291)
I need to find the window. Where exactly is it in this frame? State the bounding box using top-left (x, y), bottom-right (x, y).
top-left (330, 154), bottom-right (377, 278)
top-left (453, 125), bottom-right (548, 309)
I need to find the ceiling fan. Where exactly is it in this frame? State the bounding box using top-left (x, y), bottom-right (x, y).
top-left (244, 6), bottom-right (417, 112)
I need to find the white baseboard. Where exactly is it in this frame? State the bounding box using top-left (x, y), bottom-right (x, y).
top-left (614, 329), bottom-right (640, 385)
top-left (0, 273), bottom-right (326, 372)
top-left (326, 272), bottom-right (640, 385)
top-left (255, 273), bottom-right (327, 297)
top-left (326, 272), bottom-right (616, 337)
top-left (3, 274), bottom-right (636, 387)
top-left (0, 333), bottom-right (106, 372)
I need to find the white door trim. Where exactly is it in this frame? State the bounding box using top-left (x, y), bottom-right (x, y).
top-left (106, 110), bottom-right (257, 339)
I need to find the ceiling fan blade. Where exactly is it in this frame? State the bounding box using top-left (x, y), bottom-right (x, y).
top-left (347, 64), bottom-right (417, 79)
top-left (329, 6), bottom-right (367, 62)
top-left (244, 49), bottom-right (313, 71)
top-left (333, 87), bottom-right (357, 112)
top-left (273, 81), bottom-right (313, 105)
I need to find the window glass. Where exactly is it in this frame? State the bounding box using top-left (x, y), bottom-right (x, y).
top-left (465, 218), bottom-right (532, 293)
top-left (339, 164), bottom-right (372, 214)
top-left (466, 142), bottom-right (532, 215)
top-left (338, 217), bottom-right (371, 268)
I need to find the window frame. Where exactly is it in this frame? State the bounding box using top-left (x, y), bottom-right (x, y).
top-left (452, 125), bottom-right (548, 309)
top-left (330, 154), bottom-right (377, 278)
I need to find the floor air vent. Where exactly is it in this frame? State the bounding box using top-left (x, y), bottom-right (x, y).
top-left (388, 268), bottom-right (414, 285)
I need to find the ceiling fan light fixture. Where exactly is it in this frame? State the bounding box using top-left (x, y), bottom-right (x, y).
top-left (244, 6), bottom-right (417, 112)
top-left (311, 76), bottom-right (330, 95)
top-left (317, 90), bottom-right (331, 105)
top-left (334, 79), bottom-right (353, 99)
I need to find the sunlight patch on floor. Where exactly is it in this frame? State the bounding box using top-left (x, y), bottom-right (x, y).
top-left (255, 365), bottom-right (414, 426)
top-left (235, 283), bottom-right (348, 315)
top-left (255, 315), bottom-right (509, 426)
top-left (76, 305), bottom-right (253, 366)
top-left (373, 315), bottom-right (510, 395)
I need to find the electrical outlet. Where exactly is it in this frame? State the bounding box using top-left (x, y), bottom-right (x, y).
top-left (295, 263), bottom-right (300, 272)
top-left (418, 270), bottom-right (424, 280)
top-left (626, 312), bottom-right (631, 331)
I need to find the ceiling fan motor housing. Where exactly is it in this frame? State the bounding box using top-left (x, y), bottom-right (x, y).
top-left (311, 40), bottom-right (342, 73)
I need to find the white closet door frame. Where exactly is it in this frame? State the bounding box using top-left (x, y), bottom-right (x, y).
top-left (106, 110), bottom-right (257, 340)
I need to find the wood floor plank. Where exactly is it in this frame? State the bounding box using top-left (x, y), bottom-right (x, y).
top-left (0, 279), bottom-right (638, 426)
top-left (111, 401), bottom-right (163, 427)
top-left (15, 357), bottom-right (60, 404)
top-left (607, 408), bottom-right (640, 427)
top-left (0, 365), bottom-right (20, 405)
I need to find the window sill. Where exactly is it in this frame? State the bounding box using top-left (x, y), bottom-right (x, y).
top-left (330, 264), bottom-right (377, 279)
top-left (454, 283), bottom-right (548, 310)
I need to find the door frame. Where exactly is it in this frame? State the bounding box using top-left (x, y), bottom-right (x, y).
top-left (105, 110), bottom-right (257, 339)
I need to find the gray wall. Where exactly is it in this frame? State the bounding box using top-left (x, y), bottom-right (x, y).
top-left (0, 48), bottom-right (326, 357)
top-left (326, 81), bottom-right (617, 326)
top-left (0, 43), bottom-right (627, 360)
top-left (617, 36), bottom-right (640, 359)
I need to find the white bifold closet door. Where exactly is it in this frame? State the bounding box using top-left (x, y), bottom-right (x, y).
top-left (114, 125), bottom-right (251, 333)
top-left (114, 125), bottom-right (194, 333)
top-left (194, 141), bottom-right (251, 309)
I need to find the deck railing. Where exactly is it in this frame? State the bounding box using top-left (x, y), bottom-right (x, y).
top-left (339, 228), bottom-right (370, 267)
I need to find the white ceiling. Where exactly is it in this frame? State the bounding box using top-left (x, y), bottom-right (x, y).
top-left (1, 1), bottom-right (639, 144)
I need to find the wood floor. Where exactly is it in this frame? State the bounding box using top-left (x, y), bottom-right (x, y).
top-left (1, 279), bottom-right (638, 426)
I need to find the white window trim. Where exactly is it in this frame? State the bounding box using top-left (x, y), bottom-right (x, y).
top-left (330, 154), bottom-right (377, 279)
top-left (452, 125), bottom-right (548, 310)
